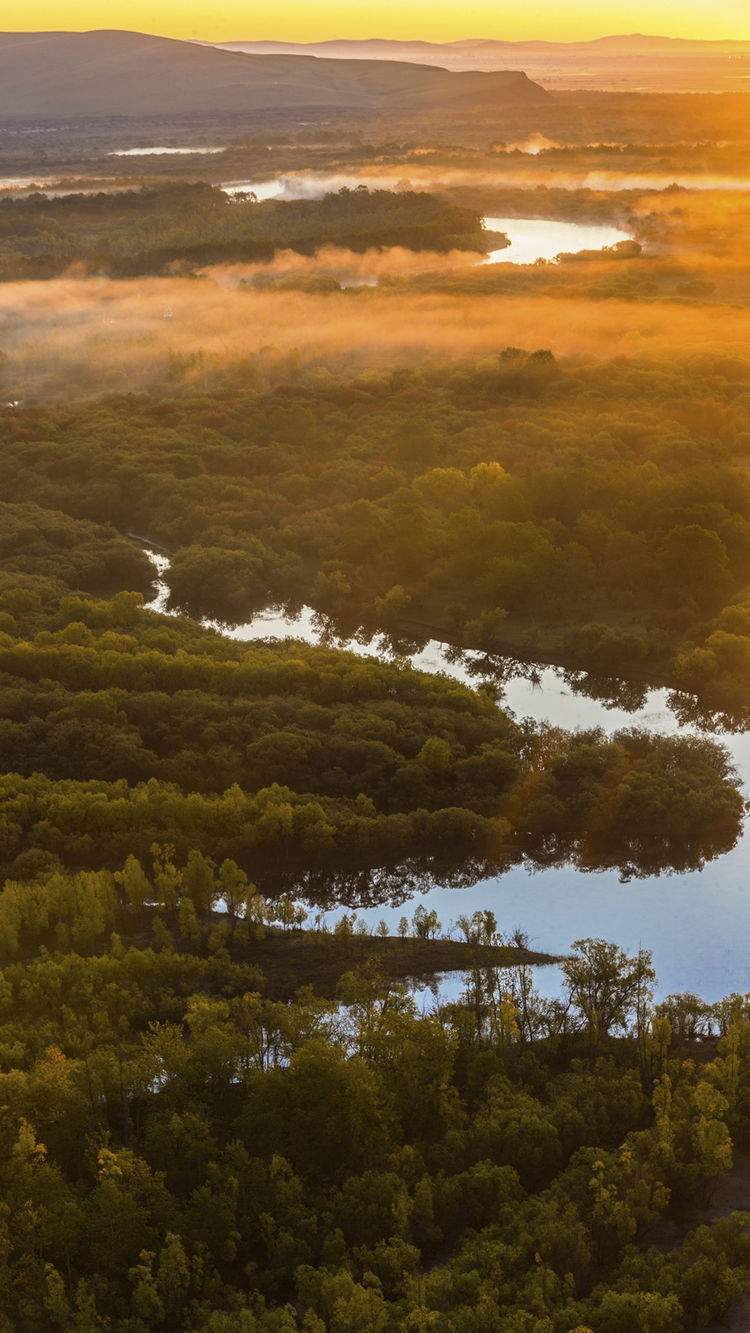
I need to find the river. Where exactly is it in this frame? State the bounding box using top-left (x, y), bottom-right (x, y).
top-left (109, 146), bottom-right (226, 157)
top-left (221, 173), bottom-right (633, 264)
top-left (146, 554), bottom-right (750, 1003)
top-left (482, 215), bottom-right (631, 263)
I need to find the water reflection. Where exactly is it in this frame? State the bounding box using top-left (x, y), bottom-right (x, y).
top-left (145, 551), bottom-right (750, 1001)
top-left (260, 857), bottom-right (507, 910)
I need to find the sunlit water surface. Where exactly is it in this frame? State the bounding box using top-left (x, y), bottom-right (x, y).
top-left (109, 146), bottom-right (226, 156)
top-left (482, 215), bottom-right (631, 263)
top-left (220, 173), bottom-right (633, 265)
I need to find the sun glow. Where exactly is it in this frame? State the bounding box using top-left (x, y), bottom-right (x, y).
top-left (3, 0), bottom-right (750, 43)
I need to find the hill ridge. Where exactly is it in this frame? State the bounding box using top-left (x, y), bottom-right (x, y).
top-left (0, 28), bottom-right (549, 119)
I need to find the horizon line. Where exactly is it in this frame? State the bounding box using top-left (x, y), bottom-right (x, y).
top-left (215, 31), bottom-right (750, 46)
top-left (3, 27), bottom-right (750, 46)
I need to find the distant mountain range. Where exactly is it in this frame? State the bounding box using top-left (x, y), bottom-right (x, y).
top-left (215, 34), bottom-right (750, 93)
top-left (218, 35), bottom-right (750, 55)
top-left (0, 29), bottom-right (549, 119)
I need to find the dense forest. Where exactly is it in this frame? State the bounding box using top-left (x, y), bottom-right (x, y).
top-left (0, 463), bottom-right (744, 1326)
top-left (0, 522), bottom-right (740, 884)
top-left (1, 64), bottom-right (749, 1329)
top-left (3, 349), bottom-right (750, 713)
top-left (0, 184), bottom-right (489, 279)
top-left (0, 911), bottom-right (749, 1330)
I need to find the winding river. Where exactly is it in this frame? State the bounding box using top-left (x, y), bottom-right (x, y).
top-left (1, 170), bottom-right (633, 264)
top-left (138, 168), bottom-right (730, 1002)
top-left (147, 555), bottom-right (750, 1002)
top-left (221, 174), bottom-right (633, 265)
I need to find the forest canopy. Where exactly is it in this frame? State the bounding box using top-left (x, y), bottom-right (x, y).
top-left (3, 350), bottom-right (750, 712)
top-left (0, 588), bottom-right (740, 885)
top-left (0, 487), bottom-right (742, 1328)
top-left (0, 184), bottom-right (488, 279)
top-left (0, 919), bottom-right (746, 1330)
top-left (1, 80), bottom-right (750, 1329)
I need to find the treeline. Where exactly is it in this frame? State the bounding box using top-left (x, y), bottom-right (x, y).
top-left (0, 183), bottom-right (487, 279)
top-left (0, 921), bottom-right (747, 1328)
top-left (0, 851), bottom-right (544, 967)
top-left (397, 250), bottom-right (727, 308)
top-left (4, 355), bottom-right (750, 708)
top-left (674, 600), bottom-right (750, 718)
top-left (0, 592), bottom-right (741, 884)
top-left (0, 502), bottom-right (154, 600)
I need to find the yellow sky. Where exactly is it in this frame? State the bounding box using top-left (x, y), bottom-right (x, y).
top-left (4, 0), bottom-right (750, 43)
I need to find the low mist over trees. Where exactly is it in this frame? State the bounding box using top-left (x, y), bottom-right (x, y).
top-left (0, 54), bottom-right (749, 1328)
top-left (0, 184), bottom-right (487, 279)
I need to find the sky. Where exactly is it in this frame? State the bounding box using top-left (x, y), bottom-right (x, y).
top-left (4, 0), bottom-right (750, 43)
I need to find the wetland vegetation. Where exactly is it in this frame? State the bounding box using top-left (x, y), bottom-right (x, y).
top-left (0, 34), bottom-right (750, 1328)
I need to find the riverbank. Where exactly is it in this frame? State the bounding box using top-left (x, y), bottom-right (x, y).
top-left (229, 931), bottom-right (561, 1000)
top-left (139, 538), bottom-right (681, 697)
top-left (392, 609), bottom-right (677, 688)
top-left (121, 920), bottom-right (561, 1000)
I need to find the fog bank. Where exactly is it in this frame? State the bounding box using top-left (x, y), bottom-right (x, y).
top-left (1, 269), bottom-right (748, 401)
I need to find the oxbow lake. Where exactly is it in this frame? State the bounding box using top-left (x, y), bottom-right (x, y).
top-left (147, 553), bottom-right (750, 1003)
